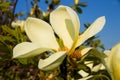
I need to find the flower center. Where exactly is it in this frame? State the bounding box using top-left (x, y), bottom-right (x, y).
top-left (58, 47), bottom-right (82, 59)
top-left (58, 46), bottom-right (69, 51)
top-left (70, 49), bottom-right (82, 59)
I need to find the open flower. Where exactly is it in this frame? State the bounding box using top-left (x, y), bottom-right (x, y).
top-left (13, 5), bottom-right (106, 71)
top-left (104, 43), bottom-right (120, 80)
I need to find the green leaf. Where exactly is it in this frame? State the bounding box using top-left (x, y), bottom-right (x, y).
top-left (18, 58), bottom-right (34, 64)
top-left (76, 7), bottom-right (82, 14)
top-left (0, 2), bottom-right (10, 11)
top-left (57, 38), bottom-right (65, 48)
top-left (91, 40), bottom-right (101, 47)
top-left (52, 0), bottom-right (60, 5)
top-left (84, 23), bottom-right (91, 28)
top-left (38, 51), bottom-right (66, 71)
top-left (0, 35), bottom-right (15, 43)
top-left (78, 3), bottom-right (87, 7)
top-left (14, 12), bottom-right (24, 18)
top-left (77, 64), bottom-right (91, 73)
top-left (0, 35), bottom-right (5, 43)
top-left (90, 49), bottom-right (106, 61)
top-left (99, 44), bottom-right (105, 50)
top-left (0, 43), bottom-right (9, 52)
top-left (2, 26), bottom-right (17, 38)
top-left (0, 2), bottom-right (10, 7)
top-left (18, 58), bottom-right (28, 64)
top-left (0, 2), bottom-right (10, 8)
top-left (1, 26), bottom-right (27, 43)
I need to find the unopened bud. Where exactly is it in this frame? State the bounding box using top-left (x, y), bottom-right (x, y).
top-left (74, 0), bottom-right (79, 5)
top-left (30, 8), bottom-right (35, 15)
top-left (12, 20), bottom-right (25, 32)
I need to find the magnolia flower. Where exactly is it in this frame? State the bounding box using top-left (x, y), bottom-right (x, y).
top-left (13, 5), bottom-right (106, 71)
top-left (104, 43), bottom-right (120, 80)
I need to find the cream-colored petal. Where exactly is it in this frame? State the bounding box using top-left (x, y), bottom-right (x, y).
top-left (81, 47), bottom-right (92, 56)
top-left (110, 43), bottom-right (120, 80)
top-left (13, 42), bottom-right (52, 58)
top-left (78, 75), bottom-right (93, 80)
top-left (104, 50), bottom-right (111, 56)
top-left (25, 17), bottom-right (59, 50)
top-left (12, 20), bottom-right (25, 32)
top-left (92, 64), bottom-right (102, 72)
top-left (78, 70), bottom-right (89, 77)
top-left (38, 51), bottom-right (66, 71)
top-left (76, 16), bottom-right (106, 48)
top-left (85, 62), bottom-right (105, 72)
top-left (66, 6), bottom-right (80, 39)
top-left (85, 61), bottom-right (93, 70)
top-left (104, 50), bottom-right (113, 78)
top-left (104, 50), bottom-right (111, 70)
top-left (50, 5), bottom-right (80, 49)
top-left (100, 64), bottom-right (105, 70)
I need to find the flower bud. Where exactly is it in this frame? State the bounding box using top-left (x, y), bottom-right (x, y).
top-left (12, 20), bottom-right (25, 32)
top-left (74, 0), bottom-right (79, 5)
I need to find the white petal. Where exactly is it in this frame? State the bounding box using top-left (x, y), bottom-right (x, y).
top-left (92, 64), bottom-right (102, 72)
top-left (85, 61), bottom-right (93, 70)
top-left (76, 16), bottom-right (106, 47)
top-left (66, 6), bottom-right (80, 39)
top-left (104, 50), bottom-right (113, 78)
top-left (13, 42), bottom-right (52, 58)
top-left (78, 70), bottom-right (89, 77)
top-left (110, 43), bottom-right (120, 80)
top-left (50, 5), bottom-right (80, 49)
top-left (12, 20), bottom-right (25, 32)
top-left (81, 47), bottom-right (92, 56)
top-left (38, 51), bottom-right (66, 71)
top-left (104, 50), bottom-right (111, 70)
top-left (100, 64), bottom-right (105, 70)
top-left (25, 17), bottom-right (59, 50)
top-left (78, 75), bottom-right (93, 80)
top-left (104, 50), bottom-right (111, 56)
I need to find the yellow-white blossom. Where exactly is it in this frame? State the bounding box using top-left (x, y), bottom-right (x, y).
top-left (13, 5), bottom-right (106, 71)
top-left (104, 43), bottom-right (120, 80)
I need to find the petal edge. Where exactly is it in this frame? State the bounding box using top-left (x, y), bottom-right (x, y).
top-left (38, 51), bottom-right (66, 71)
top-left (13, 42), bottom-right (53, 58)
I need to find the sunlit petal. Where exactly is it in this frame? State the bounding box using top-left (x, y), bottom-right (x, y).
top-left (12, 20), bottom-right (25, 31)
top-left (104, 50), bottom-right (111, 70)
top-left (76, 16), bottom-right (106, 48)
top-left (78, 70), bottom-right (89, 77)
top-left (50, 5), bottom-right (80, 49)
top-left (110, 43), bottom-right (120, 80)
top-left (38, 51), bottom-right (66, 71)
top-left (66, 6), bottom-right (80, 39)
top-left (78, 75), bottom-right (93, 80)
top-left (13, 42), bottom-right (52, 58)
top-left (81, 47), bottom-right (92, 56)
top-left (85, 61), bottom-right (93, 70)
top-left (25, 17), bottom-right (59, 50)
top-left (92, 64), bottom-right (102, 72)
top-left (85, 62), bottom-right (105, 72)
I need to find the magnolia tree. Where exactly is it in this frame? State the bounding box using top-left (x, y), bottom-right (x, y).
top-left (0, 0), bottom-right (120, 80)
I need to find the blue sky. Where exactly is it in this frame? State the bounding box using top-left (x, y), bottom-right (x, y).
top-left (79, 0), bottom-right (120, 49)
top-left (15, 0), bottom-right (120, 49)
